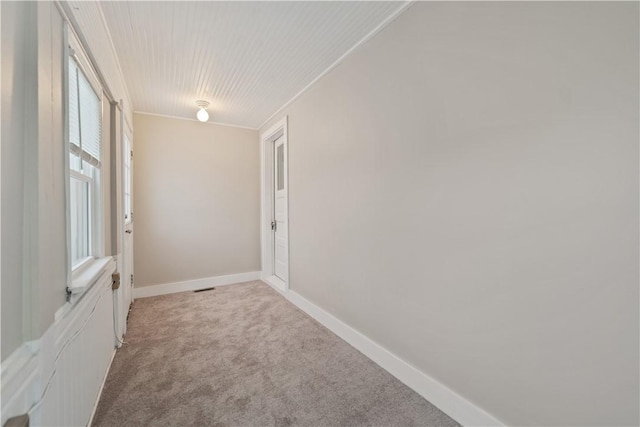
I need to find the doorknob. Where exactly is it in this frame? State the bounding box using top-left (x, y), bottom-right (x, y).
top-left (125, 229), bottom-right (132, 234)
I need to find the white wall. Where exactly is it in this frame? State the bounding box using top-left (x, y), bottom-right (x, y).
top-left (133, 113), bottom-right (260, 288)
top-left (1, 0), bottom-right (68, 349)
top-left (1, 0), bottom-right (134, 361)
top-left (261, 3), bottom-right (639, 425)
top-left (1, 1), bottom-right (132, 424)
top-left (1, 0), bottom-right (30, 360)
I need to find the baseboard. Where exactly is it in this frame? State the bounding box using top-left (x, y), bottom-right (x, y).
top-left (87, 348), bottom-right (117, 427)
top-left (261, 274), bottom-right (287, 293)
top-left (134, 271), bottom-right (262, 298)
top-left (267, 284), bottom-right (504, 427)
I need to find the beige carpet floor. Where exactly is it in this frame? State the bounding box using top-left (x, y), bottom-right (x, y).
top-left (92, 281), bottom-right (459, 427)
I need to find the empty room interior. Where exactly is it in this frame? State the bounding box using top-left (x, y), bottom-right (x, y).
top-left (1, 1), bottom-right (639, 426)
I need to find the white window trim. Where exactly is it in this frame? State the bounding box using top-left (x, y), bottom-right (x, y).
top-left (65, 257), bottom-right (113, 303)
top-left (65, 23), bottom-right (110, 298)
top-left (72, 255), bottom-right (93, 274)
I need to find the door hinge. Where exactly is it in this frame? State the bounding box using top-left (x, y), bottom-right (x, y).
top-left (271, 220), bottom-right (277, 231)
top-left (130, 150), bottom-right (133, 159)
top-left (112, 273), bottom-right (121, 290)
top-left (130, 274), bottom-right (134, 285)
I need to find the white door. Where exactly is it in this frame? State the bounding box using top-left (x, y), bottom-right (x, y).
top-left (122, 130), bottom-right (134, 312)
top-left (113, 106), bottom-right (127, 341)
top-left (273, 136), bottom-right (288, 282)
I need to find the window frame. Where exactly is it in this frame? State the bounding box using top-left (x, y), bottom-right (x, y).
top-left (65, 24), bottom-right (108, 293)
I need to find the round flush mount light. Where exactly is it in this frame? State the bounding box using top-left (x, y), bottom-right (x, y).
top-left (195, 100), bottom-right (210, 122)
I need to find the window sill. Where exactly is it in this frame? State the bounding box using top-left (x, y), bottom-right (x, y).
top-left (56, 257), bottom-right (115, 322)
top-left (68, 256), bottom-right (113, 296)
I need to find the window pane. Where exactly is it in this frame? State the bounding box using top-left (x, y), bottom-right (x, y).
top-left (277, 144), bottom-right (284, 191)
top-left (78, 67), bottom-right (101, 162)
top-left (69, 57), bottom-right (102, 171)
top-left (83, 162), bottom-right (97, 179)
top-left (70, 177), bottom-right (89, 266)
top-left (68, 51), bottom-right (103, 271)
top-left (69, 60), bottom-right (80, 148)
top-left (70, 152), bottom-right (81, 172)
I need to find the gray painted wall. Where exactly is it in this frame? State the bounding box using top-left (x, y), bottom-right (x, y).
top-left (133, 113), bottom-right (261, 287)
top-left (2, 1), bottom-right (67, 358)
top-left (33, 0), bottom-right (68, 340)
top-left (261, 3), bottom-right (639, 425)
top-left (1, 1), bottom-right (130, 361)
top-left (1, 1), bottom-right (30, 360)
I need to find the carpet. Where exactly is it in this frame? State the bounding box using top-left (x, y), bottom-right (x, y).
top-left (92, 281), bottom-right (459, 426)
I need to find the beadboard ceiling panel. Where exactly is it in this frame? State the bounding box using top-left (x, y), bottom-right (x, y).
top-left (95, 1), bottom-right (408, 129)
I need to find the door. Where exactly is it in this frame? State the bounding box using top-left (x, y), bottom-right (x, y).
top-left (273, 136), bottom-right (288, 282)
top-left (112, 106), bottom-right (132, 341)
top-left (122, 128), bottom-right (134, 311)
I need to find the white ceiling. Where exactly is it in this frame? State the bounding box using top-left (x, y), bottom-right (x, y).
top-left (94, 1), bottom-right (408, 129)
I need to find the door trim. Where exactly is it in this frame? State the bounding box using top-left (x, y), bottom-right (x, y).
top-left (260, 116), bottom-right (289, 292)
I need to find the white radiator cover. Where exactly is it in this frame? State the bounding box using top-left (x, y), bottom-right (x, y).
top-left (1, 259), bottom-right (118, 426)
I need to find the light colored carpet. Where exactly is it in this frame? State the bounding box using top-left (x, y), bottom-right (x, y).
top-left (93, 281), bottom-right (459, 426)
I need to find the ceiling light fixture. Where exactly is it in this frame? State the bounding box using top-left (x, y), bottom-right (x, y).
top-left (196, 100), bottom-right (210, 122)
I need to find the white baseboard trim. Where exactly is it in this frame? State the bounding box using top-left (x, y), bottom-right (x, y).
top-left (134, 271), bottom-right (262, 299)
top-left (261, 274), bottom-right (287, 293)
top-left (87, 348), bottom-right (117, 427)
top-left (265, 282), bottom-right (504, 427)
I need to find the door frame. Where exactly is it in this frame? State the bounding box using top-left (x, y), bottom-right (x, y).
top-left (260, 116), bottom-right (289, 293)
top-left (122, 114), bottom-right (134, 307)
top-left (112, 101), bottom-right (135, 344)
top-left (112, 101), bottom-right (126, 342)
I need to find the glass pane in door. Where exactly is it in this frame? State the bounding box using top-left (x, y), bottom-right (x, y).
top-left (277, 144), bottom-right (284, 191)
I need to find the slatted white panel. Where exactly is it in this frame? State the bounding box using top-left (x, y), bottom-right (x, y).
top-left (97, 1), bottom-right (408, 128)
top-left (31, 264), bottom-right (116, 427)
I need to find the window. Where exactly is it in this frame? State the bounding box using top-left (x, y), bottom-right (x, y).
top-left (68, 54), bottom-right (103, 270)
